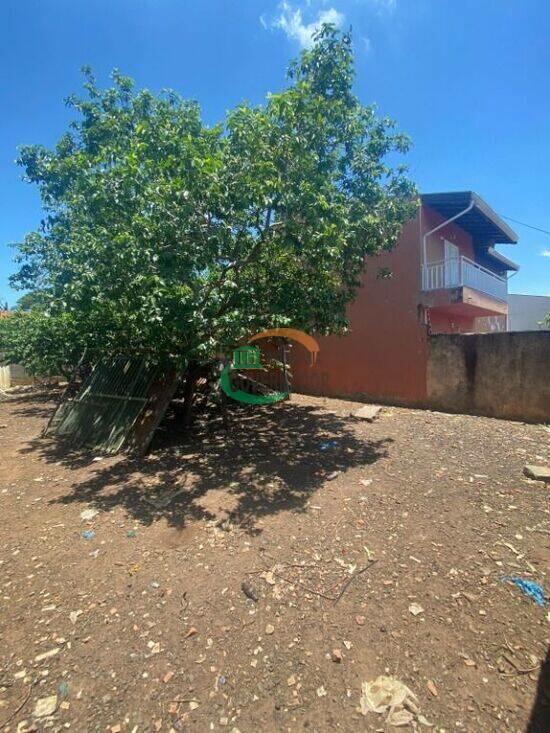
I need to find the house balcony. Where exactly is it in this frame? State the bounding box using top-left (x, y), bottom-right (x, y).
top-left (421, 256), bottom-right (508, 316)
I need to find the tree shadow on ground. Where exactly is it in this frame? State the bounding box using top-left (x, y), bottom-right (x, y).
top-left (4, 389), bottom-right (60, 420)
top-left (22, 398), bottom-right (392, 534)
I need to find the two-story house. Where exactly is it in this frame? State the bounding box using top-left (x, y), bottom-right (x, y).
top-left (290, 191), bottom-right (519, 406)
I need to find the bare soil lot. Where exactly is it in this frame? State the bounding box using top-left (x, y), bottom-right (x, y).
top-left (0, 390), bottom-right (549, 732)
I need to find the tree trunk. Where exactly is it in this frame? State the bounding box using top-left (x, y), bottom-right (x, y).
top-left (181, 361), bottom-right (199, 430)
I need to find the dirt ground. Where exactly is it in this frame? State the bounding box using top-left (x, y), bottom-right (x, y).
top-left (0, 389), bottom-right (549, 733)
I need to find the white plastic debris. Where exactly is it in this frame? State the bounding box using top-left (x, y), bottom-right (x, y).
top-left (360, 675), bottom-right (431, 727)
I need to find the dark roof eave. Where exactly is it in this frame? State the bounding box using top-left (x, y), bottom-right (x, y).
top-left (486, 246), bottom-right (520, 272)
top-left (470, 192), bottom-right (518, 244)
top-left (421, 191), bottom-right (518, 245)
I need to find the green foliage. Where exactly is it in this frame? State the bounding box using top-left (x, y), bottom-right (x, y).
top-left (9, 26), bottom-right (417, 375)
top-left (15, 290), bottom-right (49, 311)
top-left (543, 313), bottom-right (550, 327)
top-left (0, 311), bottom-right (83, 377)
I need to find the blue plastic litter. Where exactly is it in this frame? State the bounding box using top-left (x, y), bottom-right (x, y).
top-left (82, 530), bottom-right (95, 540)
top-left (319, 440), bottom-right (338, 451)
top-left (127, 529), bottom-right (137, 538)
top-left (58, 681), bottom-right (69, 697)
top-left (502, 576), bottom-right (545, 607)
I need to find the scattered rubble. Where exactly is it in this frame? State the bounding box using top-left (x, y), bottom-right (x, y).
top-left (34, 648), bottom-right (60, 663)
top-left (33, 695), bottom-right (58, 718)
top-left (0, 390), bottom-right (548, 731)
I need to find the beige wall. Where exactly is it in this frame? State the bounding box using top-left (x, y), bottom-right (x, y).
top-left (0, 363), bottom-right (34, 389)
top-left (0, 365), bottom-right (9, 390)
top-left (427, 331), bottom-right (550, 423)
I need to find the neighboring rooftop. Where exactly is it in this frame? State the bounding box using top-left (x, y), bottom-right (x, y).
top-left (508, 293), bottom-right (550, 331)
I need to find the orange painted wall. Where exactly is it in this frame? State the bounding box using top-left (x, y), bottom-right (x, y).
top-left (291, 211), bottom-right (428, 404)
top-left (429, 308), bottom-right (476, 334)
top-left (290, 204), bottom-right (480, 403)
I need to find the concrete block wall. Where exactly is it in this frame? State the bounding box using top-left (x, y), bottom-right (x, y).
top-left (427, 331), bottom-right (550, 423)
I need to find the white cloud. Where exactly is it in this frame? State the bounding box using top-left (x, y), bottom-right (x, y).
top-left (271, 2), bottom-right (345, 48)
top-left (541, 250), bottom-right (550, 258)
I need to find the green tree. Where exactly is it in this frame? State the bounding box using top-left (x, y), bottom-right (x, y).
top-left (0, 310), bottom-right (83, 378)
top-left (15, 290), bottom-right (49, 311)
top-left (8, 26), bottom-right (417, 407)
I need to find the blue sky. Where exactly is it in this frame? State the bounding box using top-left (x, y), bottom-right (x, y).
top-left (1, 0), bottom-right (549, 306)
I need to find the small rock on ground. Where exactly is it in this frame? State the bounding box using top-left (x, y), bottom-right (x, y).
top-left (524, 464), bottom-right (550, 482)
top-left (351, 405), bottom-right (381, 422)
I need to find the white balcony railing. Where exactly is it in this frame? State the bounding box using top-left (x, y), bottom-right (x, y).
top-left (421, 256), bottom-right (507, 302)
